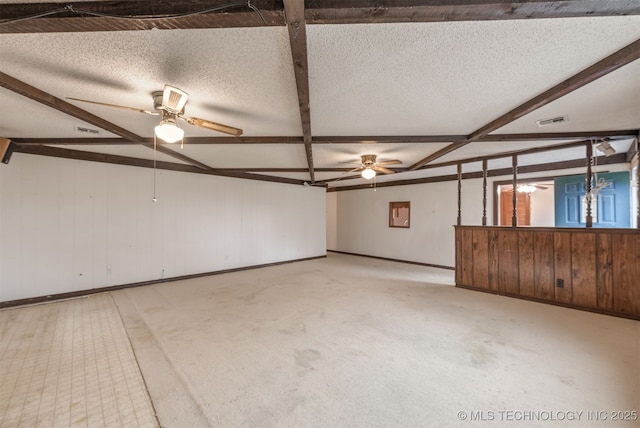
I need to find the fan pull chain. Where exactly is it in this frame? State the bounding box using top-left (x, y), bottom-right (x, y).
top-left (152, 134), bottom-right (158, 202)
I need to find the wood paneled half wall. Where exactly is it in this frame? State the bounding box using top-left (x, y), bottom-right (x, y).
top-left (455, 226), bottom-right (640, 320)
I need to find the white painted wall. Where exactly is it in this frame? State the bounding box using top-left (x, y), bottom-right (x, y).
top-left (529, 186), bottom-right (555, 226)
top-left (334, 178), bottom-right (486, 268)
top-left (0, 154), bottom-right (326, 302)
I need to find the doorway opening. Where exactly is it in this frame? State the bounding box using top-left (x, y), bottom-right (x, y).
top-left (494, 180), bottom-right (555, 226)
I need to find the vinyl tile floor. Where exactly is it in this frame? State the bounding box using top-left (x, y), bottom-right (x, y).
top-left (0, 293), bottom-right (158, 427)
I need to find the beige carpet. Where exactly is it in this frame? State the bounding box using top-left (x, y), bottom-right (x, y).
top-left (112, 253), bottom-right (639, 428)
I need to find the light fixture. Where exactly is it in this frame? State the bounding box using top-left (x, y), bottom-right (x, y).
top-left (517, 184), bottom-right (537, 194)
top-left (154, 117), bottom-right (184, 143)
top-left (361, 167), bottom-right (376, 180)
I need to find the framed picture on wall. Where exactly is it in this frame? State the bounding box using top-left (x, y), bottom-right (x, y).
top-left (389, 201), bottom-right (410, 228)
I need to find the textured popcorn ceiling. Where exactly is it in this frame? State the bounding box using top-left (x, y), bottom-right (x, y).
top-left (307, 17), bottom-right (640, 136)
top-left (0, 27), bottom-right (302, 138)
top-left (0, 12), bottom-right (639, 186)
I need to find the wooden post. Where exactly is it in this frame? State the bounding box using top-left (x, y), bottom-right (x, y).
top-left (635, 136), bottom-right (640, 229)
top-left (482, 159), bottom-right (488, 226)
top-left (636, 150), bottom-right (639, 229)
top-left (512, 155), bottom-right (518, 227)
top-left (457, 163), bottom-right (462, 226)
top-left (585, 142), bottom-right (593, 228)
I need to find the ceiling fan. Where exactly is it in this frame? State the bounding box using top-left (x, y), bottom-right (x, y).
top-left (516, 183), bottom-right (548, 193)
top-left (349, 154), bottom-right (402, 180)
top-left (68, 84), bottom-right (243, 143)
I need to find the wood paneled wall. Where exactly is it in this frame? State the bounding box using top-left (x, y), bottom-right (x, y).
top-left (455, 226), bottom-right (640, 320)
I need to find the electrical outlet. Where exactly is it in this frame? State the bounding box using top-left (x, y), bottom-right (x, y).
top-left (556, 278), bottom-right (564, 288)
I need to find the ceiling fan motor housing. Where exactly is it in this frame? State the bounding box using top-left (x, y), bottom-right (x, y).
top-left (153, 85), bottom-right (189, 114)
top-left (361, 154), bottom-right (377, 167)
top-left (152, 91), bottom-right (164, 111)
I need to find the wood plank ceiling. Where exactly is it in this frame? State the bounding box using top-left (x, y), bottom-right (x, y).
top-left (1, 1), bottom-right (639, 190)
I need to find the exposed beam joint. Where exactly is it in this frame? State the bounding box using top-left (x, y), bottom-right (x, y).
top-left (408, 141), bottom-right (469, 171)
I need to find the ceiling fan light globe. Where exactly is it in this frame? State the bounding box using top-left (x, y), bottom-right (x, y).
top-left (155, 121), bottom-right (184, 143)
top-left (361, 168), bottom-right (376, 180)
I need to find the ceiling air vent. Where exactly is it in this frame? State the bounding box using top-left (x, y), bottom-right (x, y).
top-left (536, 116), bottom-right (567, 127)
top-left (596, 140), bottom-right (616, 157)
top-left (75, 126), bottom-right (102, 136)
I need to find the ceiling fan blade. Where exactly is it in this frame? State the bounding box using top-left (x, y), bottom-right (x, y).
top-left (374, 166), bottom-right (395, 174)
top-left (325, 167), bottom-right (363, 183)
top-left (535, 185), bottom-right (549, 190)
top-left (66, 97), bottom-right (159, 115)
top-left (180, 115), bottom-right (243, 136)
top-left (339, 160), bottom-right (364, 165)
top-left (376, 159), bottom-right (402, 166)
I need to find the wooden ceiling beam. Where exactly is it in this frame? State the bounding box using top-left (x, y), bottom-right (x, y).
top-left (0, 1), bottom-right (284, 33)
top-left (306, 1), bottom-right (640, 24)
top-left (407, 142), bottom-right (469, 171)
top-left (476, 129), bottom-right (640, 142)
top-left (283, 0), bottom-right (315, 183)
top-left (14, 145), bottom-right (308, 186)
top-left (3, 1), bottom-right (638, 34)
top-left (152, 145), bottom-right (212, 170)
top-left (312, 135), bottom-right (468, 144)
top-left (12, 130), bottom-right (639, 145)
top-left (169, 167), bottom-right (404, 173)
top-left (10, 137), bottom-right (307, 145)
top-left (408, 37), bottom-right (640, 171)
top-left (0, 71), bottom-right (212, 170)
top-left (0, 0), bottom-right (282, 17)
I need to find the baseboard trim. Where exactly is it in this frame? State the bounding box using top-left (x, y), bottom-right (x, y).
top-left (0, 255), bottom-right (327, 309)
top-left (455, 284), bottom-right (640, 321)
top-left (328, 250), bottom-right (454, 271)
